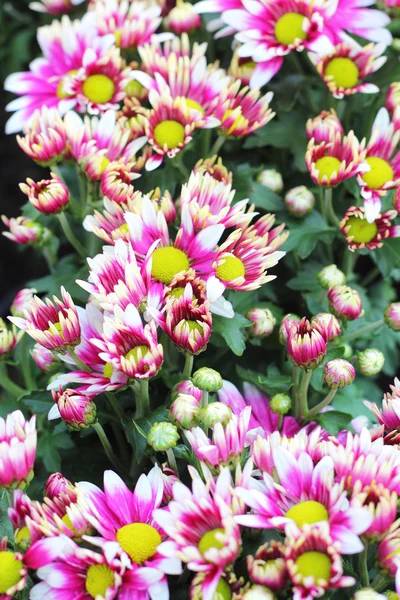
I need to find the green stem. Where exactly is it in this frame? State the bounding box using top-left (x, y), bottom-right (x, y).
top-left (182, 354), bottom-right (194, 380)
top-left (340, 319), bottom-right (385, 343)
top-left (291, 366), bottom-right (301, 420)
top-left (68, 349), bottom-right (91, 373)
top-left (166, 448), bottom-right (178, 473)
top-left (201, 128), bottom-right (212, 158)
top-left (299, 370), bottom-right (313, 418)
top-left (324, 187), bottom-right (341, 227)
top-left (172, 153), bottom-right (190, 180)
top-left (0, 362), bottom-right (26, 398)
top-left (135, 380), bottom-right (150, 419)
top-left (42, 247), bottom-right (57, 274)
top-left (342, 249), bottom-right (357, 280)
top-left (210, 135), bottom-right (226, 157)
top-left (201, 390), bottom-right (209, 410)
top-left (371, 573), bottom-right (390, 592)
top-left (359, 543), bottom-right (370, 587)
top-left (20, 335), bottom-right (36, 391)
top-left (57, 212), bottom-right (87, 259)
top-left (105, 391), bottom-right (128, 423)
top-left (307, 389), bottom-right (337, 419)
top-left (92, 421), bottom-right (127, 474)
top-left (361, 266), bottom-right (380, 288)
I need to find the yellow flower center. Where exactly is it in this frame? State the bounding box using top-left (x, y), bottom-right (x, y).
top-left (116, 523), bottom-right (162, 564)
top-left (315, 156), bottom-right (342, 184)
top-left (325, 57), bottom-right (359, 90)
top-left (99, 156), bottom-right (110, 173)
top-left (56, 70), bottom-right (78, 99)
top-left (125, 80), bottom-right (144, 98)
top-left (295, 551), bottom-right (332, 582)
top-left (198, 528), bottom-right (225, 556)
top-left (82, 74), bottom-right (116, 104)
top-left (222, 109), bottom-right (247, 135)
top-left (85, 564), bottom-right (115, 599)
top-left (237, 60), bottom-right (257, 80)
top-left (216, 255), bottom-right (245, 282)
top-left (176, 320), bottom-right (204, 336)
top-left (0, 552), bottom-right (23, 594)
top-left (154, 120), bottom-right (185, 149)
top-left (15, 526), bottom-right (30, 548)
top-left (345, 216), bottom-right (378, 244)
top-left (275, 12), bottom-right (307, 46)
top-left (50, 321), bottom-right (65, 339)
top-left (116, 223), bottom-right (130, 236)
top-left (168, 286), bottom-right (186, 300)
top-left (103, 362), bottom-right (113, 379)
top-left (125, 345), bottom-right (149, 364)
top-left (185, 98), bottom-right (205, 116)
top-left (151, 246), bottom-right (190, 284)
top-left (285, 500), bottom-right (329, 528)
top-left (361, 156), bottom-right (394, 190)
top-left (214, 578), bottom-right (232, 600)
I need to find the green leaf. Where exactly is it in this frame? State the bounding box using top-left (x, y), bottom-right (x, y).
top-left (125, 405), bottom-right (170, 463)
top-left (0, 489), bottom-right (13, 540)
top-left (371, 239), bottom-right (400, 279)
top-left (314, 410), bottom-right (353, 435)
top-left (28, 255), bottom-right (89, 303)
top-left (37, 432), bottom-right (61, 473)
top-left (20, 391), bottom-right (52, 414)
top-left (212, 313), bottom-right (251, 356)
top-left (237, 364), bottom-right (292, 394)
top-left (283, 212), bottom-right (336, 259)
top-left (249, 182), bottom-right (283, 212)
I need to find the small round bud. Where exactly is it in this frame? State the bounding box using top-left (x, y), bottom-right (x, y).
top-left (192, 367), bottom-right (223, 392)
top-left (328, 285), bottom-right (363, 321)
top-left (306, 109), bottom-right (344, 143)
top-left (242, 585), bottom-right (275, 600)
top-left (199, 402), bottom-right (232, 428)
top-left (164, 0), bottom-right (202, 33)
top-left (269, 393), bottom-right (291, 415)
top-left (357, 348), bottom-right (385, 376)
top-left (10, 287), bottom-right (36, 317)
top-left (19, 174), bottom-right (69, 215)
top-left (392, 38), bottom-right (400, 52)
top-left (317, 264), bottom-right (346, 289)
top-left (279, 314), bottom-right (301, 344)
top-left (324, 359), bottom-right (355, 388)
top-left (311, 313), bottom-right (341, 341)
top-left (284, 186), bottom-right (315, 218)
top-left (170, 393), bottom-right (201, 429)
top-left (342, 343), bottom-right (353, 359)
top-left (353, 590), bottom-right (387, 600)
top-left (147, 422), bottom-right (180, 451)
top-left (384, 593), bottom-right (399, 600)
top-left (257, 169), bottom-right (283, 193)
top-left (247, 307), bottom-right (276, 338)
top-left (31, 343), bottom-right (58, 373)
top-left (50, 388), bottom-right (97, 430)
top-left (385, 303), bottom-right (400, 331)
top-left (171, 379), bottom-right (202, 402)
top-left (44, 473), bottom-right (73, 499)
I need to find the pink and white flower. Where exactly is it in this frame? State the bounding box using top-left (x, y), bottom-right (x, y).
top-left (0, 319), bottom-right (21, 358)
top-left (0, 537), bottom-right (28, 599)
top-left (306, 109), bottom-right (344, 143)
top-left (322, 0), bottom-right (392, 45)
top-left (365, 378), bottom-right (400, 445)
top-left (17, 108), bottom-right (67, 166)
top-left (328, 285), bottom-right (363, 320)
top-left (19, 173), bottom-right (69, 215)
top-left (340, 206), bottom-right (400, 251)
top-left (31, 344), bottom-right (56, 373)
top-left (214, 82), bottom-right (275, 136)
top-left (285, 317), bottom-right (329, 370)
top-left (50, 387), bottom-right (97, 430)
top-left (0, 411), bottom-right (36, 489)
top-left (29, 0), bottom-right (85, 14)
top-left (2, 216), bottom-right (45, 246)
top-left (164, 0), bottom-right (202, 33)
top-left (10, 288), bottom-right (36, 318)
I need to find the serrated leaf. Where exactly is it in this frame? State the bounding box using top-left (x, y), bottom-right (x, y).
top-left (249, 182), bottom-right (283, 212)
top-left (314, 410), bottom-right (353, 435)
top-left (282, 212), bottom-right (336, 259)
top-left (212, 313), bottom-right (251, 356)
top-left (237, 364), bottom-right (292, 394)
top-left (371, 239), bottom-right (400, 278)
top-left (20, 391), bottom-right (52, 414)
top-left (0, 489), bottom-right (13, 540)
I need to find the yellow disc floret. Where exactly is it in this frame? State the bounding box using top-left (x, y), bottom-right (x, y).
top-left (125, 345), bottom-right (149, 364)
top-left (103, 362), bottom-right (113, 379)
top-left (125, 80), bottom-right (144, 98)
top-left (56, 70), bottom-right (78, 99)
top-left (361, 156), bottom-right (394, 190)
top-left (178, 320), bottom-right (204, 336)
top-left (315, 156), bottom-right (342, 184)
top-left (295, 551), bottom-right (332, 582)
top-left (151, 246), bottom-right (190, 284)
top-left (82, 74), bottom-right (116, 104)
top-left (116, 523), bottom-right (162, 564)
top-left (216, 255), bottom-right (245, 282)
top-left (324, 57), bottom-right (359, 90)
top-left (198, 528), bottom-right (225, 556)
top-left (0, 551), bottom-right (23, 594)
top-left (222, 109), bottom-right (247, 135)
top-left (154, 120), bottom-right (185, 149)
top-left (185, 98), bottom-right (205, 116)
top-left (15, 527), bottom-right (30, 549)
top-left (275, 12), bottom-right (307, 46)
top-left (345, 216), bottom-right (378, 244)
top-left (285, 501), bottom-right (329, 528)
top-left (85, 564), bottom-right (115, 599)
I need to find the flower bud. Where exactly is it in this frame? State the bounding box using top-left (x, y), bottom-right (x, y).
top-left (324, 359), bottom-right (355, 389)
top-left (44, 472), bottom-right (73, 499)
top-left (311, 313), bottom-right (341, 341)
top-left (10, 288), bottom-right (36, 317)
top-left (286, 317), bottom-right (328, 370)
top-left (241, 585), bottom-right (275, 600)
top-left (353, 591), bottom-right (387, 600)
top-left (0, 318), bottom-right (20, 358)
top-left (317, 264), bottom-right (346, 289)
top-left (19, 174), bottom-right (69, 215)
top-left (199, 402), bottom-right (232, 428)
top-left (257, 169), bottom-right (283, 193)
top-left (164, 0), bottom-right (201, 33)
top-left (306, 109), bottom-right (344, 143)
top-left (386, 82), bottom-right (400, 112)
top-left (279, 314), bottom-right (300, 344)
top-left (357, 348), bottom-right (385, 376)
top-left (247, 541), bottom-right (287, 592)
top-left (269, 393), bottom-right (291, 415)
top-left (160, 464), bottom-right (179, 503)
top-left (192, 367), bottom-right (223, 392)
top-left (170, 393), bottom-right (201, 429)
top-left (384, 593), bottom-right (399, 600)
top-left (342, 343), bottom-right (353, 359)
top-left (171, 379), bottom-right (202, 402)
top-left (31, 343), bottom-right (57, 372)
top-left (385, 303), bottom-right (400, 331)
top-left (284, 186), bottom-right (315, 218)
top-left (247, 307), bottom-right (276, 338)
top-left (328, 285), bottom-right (363, 321)
top-left (147, 422), bottom-right (180, 451)
top-left (2, 215), bottom-right (45, 246)
top-left (50, 388), bottom-right (97, 430)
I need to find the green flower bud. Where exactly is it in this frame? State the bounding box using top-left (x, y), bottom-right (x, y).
top-left (147, 422), bottom-right (180, 451)
top-left (384, 593), bottom-right (399, 599)
top-left (200, 402), bottom-right (232, 428)
top-left (357, 348), bottom-right (385, 376)
top-left (257, 169), bottom-right (283, 193)
top-left (247, 308), bottom-right (276, 338)
top-left (242, 585), bottom-right (275, 600)
top-left (354, 590), bottom-right (388, 600)
top-left (170, 393), bottom-right (201, 429)
top-left (269, 393), bottom-right (291, 415)
top-left (192, 367), bottom-right (223, 392)
top-left (317, 264), bottom-right (346, 289)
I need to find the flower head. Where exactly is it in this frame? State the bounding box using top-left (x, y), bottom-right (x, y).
top-left (10, 288), bottom-right (36, 318)
top-left (164, 0), bottom-right (202, 33)
top-left (285, 317), bottom-right (328, 370)
top-left (45, 473), bottom-right (74, 499)
top-left (50, 387), bottom-right (97, 430)
top-left (285, 186), bottom-right (315, 218)
top-left (306, 109), bottom-right (344, 143)
top-left (193, 155), bottom-right (232, 185)
top-left (170, 393), bottom-right (201, 429)
top-left (147, 422), bottom-right (180, 451)
top-left (311, 312), bottom-right (341, 341)
top-left (0, 537), bottom-right (28, 599)
top-left (357, 348), bottom-right (385, 376)
top-left (0, 319), bottom-right (20, 358)
top-left (30, 343), bottom-right (57, 372)
top-left (247, 541), bottom-right (287, 592)
top-left (20, 173), bottom-right (69, 215)
top-left (317, 264), bottom-right (346, 289)
top-left (328, 285), bottom-right (363, 321)
top-left (385, 303), bottom-right (400, 332)
top-left (16, 107), bottom-right (67, 165)
top-left (0, 411), bottom-right (36, 489)
top-left (341, 206), bottom-right (400, 251)
top-left (257, 169), bottom-right (283, 193)
top-left (324, 359), bottom-right (355, 388)
top-left (247, 307), bottom-right (276, 338)
top-left (2, 216), bottom-right (45, 246)
top-left (192, 367), bottom-right (223, 392)
top-left (215, 82), bottom-right (275, 137)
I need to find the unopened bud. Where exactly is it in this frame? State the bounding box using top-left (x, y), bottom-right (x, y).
top-left (247, 307), bottom-right (276, 338)
top-left (199, 402), bottom-right (232, 428)
top-left (328, 285), bottom-right (363, 321)
top-left (44, 472), bottom-right (73, 499)
top-left (242, 585), bottom-right (275, 600)
top-left (324, 359), bottom-right (355, 388)
top-left (171, 379), bottom-right (202, 402)
top-left (164, 0), bottom-right (201, 33)
top-left (170, 393), bottom-right (201, 429)
top-left (192, 367), bottom-right (222, 392)
top-left (284, 186), bottom-right (315, 218)
top-left (257, 169), bottom-right (283, 193)
top-left (385, 303), bottom-right (400, 332)
top-left (317, 264), bottom-right (346, 289)
top-left (357, 348), bottom-right (385, 376)
top-left (31, 343), bottom-right (58, 373)
top-left (311, 313), bottom-right (341, 341)
top-left (269, 393), bottom-right (291, 415)
top-left (353, 590), bottom-right (387, 600)
top-left (10, 287), bottom-right (36, 317)
top-left (279, 314), bottom-right (301, 344)
top-left (50, 388), bottom-right (97, 430)
top-left (147, 422), bottom-right (180, 451)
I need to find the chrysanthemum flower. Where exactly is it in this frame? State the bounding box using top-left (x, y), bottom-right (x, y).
top-left (9, 287), bottom-right (81, 354)
top-left (377, 519), bottom-right (400, 594)
top-left (78, 467), bottom-right (182, 594)
top-left (311, 312), bottom-right (341, 341)
top-left (29, 0), bottom-right (85, 14)
top-left (306, 131), bottom-right (368, 187)
top-left (4, 13), bottom-right (115, 133)
top-left (309, 42), bottom-right (386, 99)
top-left (283, 522), bottom-right (356, 599)
top-left (340, 206), bottom-right (400, 251)
top-left (153, 467), bottom-right (240, 600)
top-left (306, 109), bottom-right (344, 143)
top-left (214, 82), bottom-right (275, 137)
top-left (50, 387), bottom-right (97, 430)
top-left (45, 472), bottom-right (74, 500)
top-left (0, 411), bottom-right (36, 490)
top-left (328, 285), bottom-right (363, 320)
top-left (385, 304), bottom-right (400, 332)
top-left (236, 448), bottom-right (370, 553)
top-left (31, 343), bottom-right (56, 373)
top-left (164, 0), bottom-right (202, 33)
top-left (285, 317), bottom-right (329, 370)
top-left (17, 107), bottom-right (67, 166)
top-left (0, 537), bottom-right (28, 599)
top-left (365, 378), bottom-right (400, 445)
top-left (357, 108), bottom-right (400, 222)
top-left (0, 318), bottom-right (21, 358)
top-left (20, 173), bottom-right (69, 215)
top-left (1, 216), bottom-right (45, 246)
top-left (91, 0), bottom-right (166, 49)
top-left (322, 0), bottom-right (392, 45)
top-left (350, 480), bottom-right (398, 539)
top-left (92, 304), bottom-right (163, 379)
top-left (100, 161), bottom-right (141, 203)
top-left (228, 48), bottom-right (258, 87)
top-left (193, 155), bottom-right (232, 185)
top-left (247, 540), bottom-right (287, 592)
top-left (323, 358), bottom-right (355, 389)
